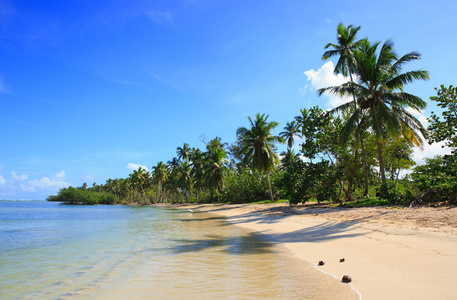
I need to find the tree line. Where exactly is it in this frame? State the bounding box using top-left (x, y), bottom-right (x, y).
top-left (48, 23), bottom-right (456, 206)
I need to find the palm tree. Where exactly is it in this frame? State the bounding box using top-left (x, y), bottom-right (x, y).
top-left (177, 143), bottom-right (191, 162)
top-left (322, 22), bottom-right (371, 196)
top-left (152, 161), bottom-right (168, 203)
top-left (280, 149), bottom-right (300, 168)
top-left (323, 23), bottom-right (364, 81)
top-left (279, 121), bottom-right (301, 151)
top-left (166, 157), bottom-right (181, 203)
top-left (236, 113), bottom-right (282, 201)
top-left (319, 39), bottom-right (429, 184)
top-left (190, 148), bottom-right (205, 203)
top-left (204, 146), bottom-right (229, 202)
top-left (129, 167), bottom-right (151, 204)
top-left (178, 161), bottom-right (193, 203)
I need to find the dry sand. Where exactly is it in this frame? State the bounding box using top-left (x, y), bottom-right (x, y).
top-left (175, 203), bottom-right (457, 300)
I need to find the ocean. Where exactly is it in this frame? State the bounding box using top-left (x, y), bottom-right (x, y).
top-left (0, 201), bottom-right (356, 299)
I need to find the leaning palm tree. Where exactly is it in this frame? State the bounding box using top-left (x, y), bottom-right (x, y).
top-left (319, 39), bottom-right (429, 184)
top-left (322, 22), bottom-right (371, 196)
top-left (236, 113), bottom-right (283, 201)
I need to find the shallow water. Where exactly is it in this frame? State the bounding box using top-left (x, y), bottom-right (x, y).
top-left (0, 201), bottom-right (357, 299)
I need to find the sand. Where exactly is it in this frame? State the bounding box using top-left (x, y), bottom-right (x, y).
top-left (175, 203), bottom-right (457, 300)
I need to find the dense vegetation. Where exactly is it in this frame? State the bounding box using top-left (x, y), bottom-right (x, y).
top-left (48, 24), bottom-right (456, 206)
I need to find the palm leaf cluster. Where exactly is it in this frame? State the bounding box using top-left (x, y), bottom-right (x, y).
top-left (319, 23), bottom-right (429, 184)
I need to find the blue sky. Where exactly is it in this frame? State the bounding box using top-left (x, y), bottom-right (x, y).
top-left (1, 0), bottom-right (456, 200)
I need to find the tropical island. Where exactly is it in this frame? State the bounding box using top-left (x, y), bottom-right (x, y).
top-left (48, 24), bottom-right (456, 209)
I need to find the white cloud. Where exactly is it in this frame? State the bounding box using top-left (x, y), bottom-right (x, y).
top-left (11, 171), bottom-right (28, 181)
top-left (412, 141), bottom-right (452, 165)
top-left (23, 176), bottom-right (69, 193)
top-left (403, 107), bottom-right (453, 165)
top-left (127, 163), bottom-right (149, 172)
top-left (55, 170), bottom-right (65, 179)
top-left (304, 61), bottom-right (351, 108)
top-left (0, 170), bottom-right (70, 199)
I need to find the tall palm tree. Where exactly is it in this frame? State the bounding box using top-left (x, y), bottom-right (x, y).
top-left (236, 113), bottom-right (282, 201)
top-left (152, 161), bottom-right (168, 203)
top-left (279, 121), bottom-right (301, 151)
top-left (319, 40), bottom-right (429, 184)
top-left (322, 22), bottom-right (371, 196)
top-left (323, 23), bottom-right (364, 81)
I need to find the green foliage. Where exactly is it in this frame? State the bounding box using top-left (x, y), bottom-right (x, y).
top-left (375, 182), bottom-right (415, 205)
top-left (411, 155), bottom-right (457, 204)
top-left (47, 187), bottom-right (117, 205)
top-left (428, 85), bottom-right (457, 154)
top-left (220, 170), bottom-right (273, 203)
top-left (275, 159), bottom-right (340, 205)
top-left (383, 138), bottom-right (416, 181)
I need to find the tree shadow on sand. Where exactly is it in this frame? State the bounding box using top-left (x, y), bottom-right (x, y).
top-left (162, 232), bottom-right (278, 255)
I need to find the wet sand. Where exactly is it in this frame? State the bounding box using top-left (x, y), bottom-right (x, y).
top-left (173, 203), bottom-right (457, 300)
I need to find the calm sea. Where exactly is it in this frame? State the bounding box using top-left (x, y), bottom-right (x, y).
top-left (0, 201), bottom-right (357, 299)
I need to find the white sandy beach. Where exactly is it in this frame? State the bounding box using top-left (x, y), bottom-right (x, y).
top-left (177, 204), bottom-right (457, 300)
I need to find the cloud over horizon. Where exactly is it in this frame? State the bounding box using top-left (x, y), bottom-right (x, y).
top-left (0, 170), bottom-right (69, 199)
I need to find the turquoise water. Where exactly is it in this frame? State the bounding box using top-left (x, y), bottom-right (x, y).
top-left (0, 201), bottom-right (357, 299)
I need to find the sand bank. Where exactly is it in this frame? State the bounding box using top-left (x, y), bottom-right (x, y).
top-left (176, 204), bottom-right (457, 300)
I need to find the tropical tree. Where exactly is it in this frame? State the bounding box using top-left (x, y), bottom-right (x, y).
top-left (280, 149), bottom-right (301, 168)
top-left (204, 143), bottom-right (229, 202)
top-left (279, 121), bottom-right (301, 151)
top-left (165, 157), bottom-right (181, 203)
top-left (322, 22), bottom-right (371, 196)
top-left (177, 161), bottom-right (193, 203)
top-left (177, 143), bottom-right (191, 162)
top-left (190, 148), bottom-right (205, 203)
top-left (152, 161), bottom-right (168, 203)
top-left (129, 167), bottom-right (151, 204)
top-left (319, 39), bottom-right (429, 184)
top-left (428, 85), bottom-right (457, 154)
top-left (236, 113), bottom-right (282, 201)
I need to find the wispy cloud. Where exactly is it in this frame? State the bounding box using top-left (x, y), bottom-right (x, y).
top-left (11, 172), bottom-right (28, 181)
top-left (146, 10), bottom-right (176, 27)
top-left (0, 77), bottom-right (10, 94)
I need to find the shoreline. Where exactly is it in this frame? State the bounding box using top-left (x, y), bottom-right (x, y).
top-left (170, 203), bottom-right (457, 300)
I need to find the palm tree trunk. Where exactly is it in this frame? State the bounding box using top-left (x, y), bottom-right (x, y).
top-left (266, 171), bottom-right (274, 202)
top-left (349, 70), bottom-right (370, 197)
top-left (377, 140), bottom-right (387, 184)
top-left (359, 135), bottom-right (369, 196)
